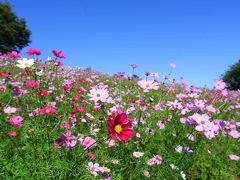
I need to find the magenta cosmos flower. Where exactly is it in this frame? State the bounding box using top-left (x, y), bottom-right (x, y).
top-left (25, 80), bottom-right (40, 89)
top-left (27, 48), bottom-right (41, 56)
top-left (131, 64), bottom-right (137, 69)
top-left (41, 106), bottom-right (56, 114)
top-left (107, 113), bottom-right (134, 142)
top-left (137, 80), bottom-right (159, 92)
top-left (7, 115), bottom-right (23, 127)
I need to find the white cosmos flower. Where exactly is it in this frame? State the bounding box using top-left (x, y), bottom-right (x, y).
top-left (16, 58), bottom-right (34, 69)
top-left (137, 80), bottom-right (159, 92)
top-left (86, 162), bottom-right (101, 177)
top-left (133, 151), bottom-right (144, 158)
top-left (88, 88), bottom-right (109, 102)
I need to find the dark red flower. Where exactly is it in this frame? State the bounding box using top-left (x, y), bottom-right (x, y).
top-left (0, 71), bottom-right (11, 77)
top-left (107, 113), bottom-right (134, 142)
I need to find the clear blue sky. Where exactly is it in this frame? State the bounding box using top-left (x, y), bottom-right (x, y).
top-left (8, 0), bottom-right (240, 87)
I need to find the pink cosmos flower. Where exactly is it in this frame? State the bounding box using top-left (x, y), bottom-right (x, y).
top-left (131, 64), bottom-right (137, 69)
top-left (194, 99), bottom-right (205, 109)
top-left (189, 113), bottom-right (211, 131)
top-left (147, 155), bottom-right (162, 165)
top-left (7, 115), bottom-right (23, 127)
top-left (187, 134), bottom-right (195, 141)
top-left (62, 130), bottom-right (77, 148)
top-left (7, 51), bottom-right (21, 59)
top-left (214, 79), bottom-right (226, 90)
top-left (80, 136), bottom-right (96, 150)
top-left (87, 152), bottom-right (96, 160)
top-left (228, 154), bottom-right (240, 161)
top-left (170, 63), bottom-right (176, 69)
top-left (228, 130), bottom-right (240, 138)
top-left (105, 139), bottom-right (115, 147)
top-left (69, 114), bottom-right (76, 124)
top-left (27, 48), bottom-right (41, 56)
top-left (25, 80), bottom-right (40, 89)
top-left (157, 120), bottom-right (165, 129)
top-left (28, 108), bottom-right (40, 117)
top-left (4, 107), bottom-right (18, 114)
top-left (137, 80), bottom-right (159, 92)
top-left (53, 60), bottom-right (64, 66)
top-left (86, 162), bottom-right (101, 177)
top-left (61, 121), bottom-right (70, 129)
top-left (8, 131), bottom-right (17, 137)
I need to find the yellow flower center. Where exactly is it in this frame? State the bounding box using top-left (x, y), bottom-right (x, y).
top-left (114, 124), bottom-right (123, 134)
top-left (45, 109), bottom-right (51, 113)
top-left (200, 120), bottom-right (205, 124)
top-left (24, 63), bottom-right (29, 66)
top-left (146, 83), bottom-right (150, 88)
top-left (66, 136), bottom-right (71, 141)
top-left (96, 93), bottom-right (100, 97)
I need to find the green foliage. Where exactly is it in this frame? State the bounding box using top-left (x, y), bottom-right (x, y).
top-left (0, 2), bottom-right (31, 53)
top-left (222, 60), bottom-right (240, 90)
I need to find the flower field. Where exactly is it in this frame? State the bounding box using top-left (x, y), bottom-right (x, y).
top-left (0, 49), bottom-right (239, 179)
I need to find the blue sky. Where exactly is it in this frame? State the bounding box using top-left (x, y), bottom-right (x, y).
top-left (8, 0), bottom-right (240, 87)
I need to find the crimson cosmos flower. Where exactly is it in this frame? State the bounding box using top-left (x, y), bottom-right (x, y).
top-left (52, 50), bottom-right (65, 58)
top-left (107, 113), bottom-right (134, 142)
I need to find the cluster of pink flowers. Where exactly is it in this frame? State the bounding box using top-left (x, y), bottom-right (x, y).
top-left (86, 162), bottom-right (111, 177)
top-left (147, 155), bottom-right (163, 166)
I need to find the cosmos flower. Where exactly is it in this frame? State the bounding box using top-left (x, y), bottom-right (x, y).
top-left (80, 136), bottom-right (96, 150)
top-left (8, 51), bottom-right (21, 59)
top-left (8, 131), bottom-right (17, 137)
top-left (189, 113), bottom-right (211, 131)
top-left (62, 130), bottom-right (77, 148)
top-left (131, 64), bottom-right (137, 69)
top-left (86, 162), bottom-right (101, 177)
top-left (4, 107), bottom-right (18, 114)
top-left (41, 106), bottom-right (56, 114)
top-left (137, 80), bottom-right (159, 92)
top-left (7, 115), bottom-right (23, 127)
top-left (16, 58), bottom-right (34, 69)
top-left (170, 63), bottom-right (176, 69)
top-left (52, 50), bottom-right (65, 58)
top-left (27, 48), bottom-right (41, 56)
top-left (228, 154), bottom-right (240, 161)
top-left (99, 166), bottom-right (111, 173)
top-left (25, 80), bottom-right (40, 89)
top-left (88, 87), bottom-right (109, 102)
top-left (214, 79), bottom-right (226, 90)
top-left (133, 151), bottom-right (144, 158)
top-left (147, 155), bottom-right (162, 166)
top-left (107, 113), bottom-right (134, 142)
